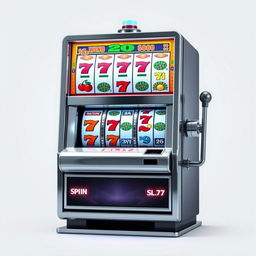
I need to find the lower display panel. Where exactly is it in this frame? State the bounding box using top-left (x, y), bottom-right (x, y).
top-left (64, 174), bottom-right (171, 212)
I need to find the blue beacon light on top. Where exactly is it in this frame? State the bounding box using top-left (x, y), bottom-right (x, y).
top-left (118, 20), bottom-right (141, 33)
top-left (122, 20), bottom-right (137, 26)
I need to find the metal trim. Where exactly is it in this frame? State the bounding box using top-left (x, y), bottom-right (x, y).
top-left (63, 33), bottom-right (179, 43)
top-left (58, 147), bottom-right (171, 173)
top-left (67, 95), bottom-right (173, 106)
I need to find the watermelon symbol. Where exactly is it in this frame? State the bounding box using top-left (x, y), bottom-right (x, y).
top-left (109, 111), bottom-right (120, 116)
top-left (121, 122), bottom-right (132, 131)
top-left (154, 61), bottom-right (167, 70)
top-left (154, 122), bottom-right (166, 131)
top-left (156, 110), bottom-right (166, 115)
top-left (97, 82), bottom-right (111, 92)
top-left (135, 81), bottom-right (149, 91)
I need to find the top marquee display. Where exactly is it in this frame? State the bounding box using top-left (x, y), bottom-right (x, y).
top-left (70, 39), bottom-right (175, 96)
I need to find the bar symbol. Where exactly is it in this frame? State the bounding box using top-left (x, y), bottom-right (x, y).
top-left (80, 75), bottom-right (90, 78)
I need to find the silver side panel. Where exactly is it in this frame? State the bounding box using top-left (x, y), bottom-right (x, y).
top-left (170, 32), bottom-right (183, 221)
top-left (181, 38), bottom-right (200, 220)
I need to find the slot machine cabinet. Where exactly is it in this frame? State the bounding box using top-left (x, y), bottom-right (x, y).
top-left (57, 21), bottom-right (212, 237)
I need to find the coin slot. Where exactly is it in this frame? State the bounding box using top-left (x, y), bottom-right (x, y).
top-left (144, 159), bottom-right (158, 165)
top-left (144, 149), bottom-right (163, 155)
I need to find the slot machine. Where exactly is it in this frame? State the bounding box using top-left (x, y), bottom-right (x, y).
top-left (57, 21), bottom-right (212, 237)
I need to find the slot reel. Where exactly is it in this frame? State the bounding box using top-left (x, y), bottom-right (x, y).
top-left (81, 108), bottom-right (167, 147)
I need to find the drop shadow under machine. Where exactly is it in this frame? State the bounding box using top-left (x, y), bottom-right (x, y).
top-left (57, 21), bottom-right (212, 237)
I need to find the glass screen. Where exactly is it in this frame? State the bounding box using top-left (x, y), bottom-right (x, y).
top-left (66, 177), bottom-right (169, 208)
top-left (70, 38), bottom-right (175, 96)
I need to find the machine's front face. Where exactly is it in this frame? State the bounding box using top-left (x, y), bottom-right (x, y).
top-left (57, 32), bottom-right (187, 236)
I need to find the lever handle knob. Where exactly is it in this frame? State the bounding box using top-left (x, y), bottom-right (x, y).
top-left (200, 91), bottom-right (212, 107)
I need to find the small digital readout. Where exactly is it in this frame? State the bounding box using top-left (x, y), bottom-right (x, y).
top-left (66, 177), bottom-right (169, 208)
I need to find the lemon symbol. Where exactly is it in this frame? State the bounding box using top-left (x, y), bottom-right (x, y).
top-left (156, 84), bottom-right (165, 91)
top-left (153, 82), bottom-right (167, 91)
top-left (147, 124), bottom-right (152, 128)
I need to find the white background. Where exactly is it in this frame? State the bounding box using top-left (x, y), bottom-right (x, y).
top-left (1, 0), bottom-right (256, 255)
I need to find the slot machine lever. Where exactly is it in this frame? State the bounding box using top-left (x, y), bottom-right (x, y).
top-left (183, 91), bottom-right (212, 168)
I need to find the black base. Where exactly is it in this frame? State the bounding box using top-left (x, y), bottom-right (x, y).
top-left (66, 217), bottom-right (197, 233)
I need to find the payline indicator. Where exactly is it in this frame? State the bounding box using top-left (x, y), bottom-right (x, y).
top-left (69, 186), bottom-right (167, 198)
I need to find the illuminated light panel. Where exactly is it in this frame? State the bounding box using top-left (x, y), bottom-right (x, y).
top-left (70, 39), bottom-right (175, 96)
